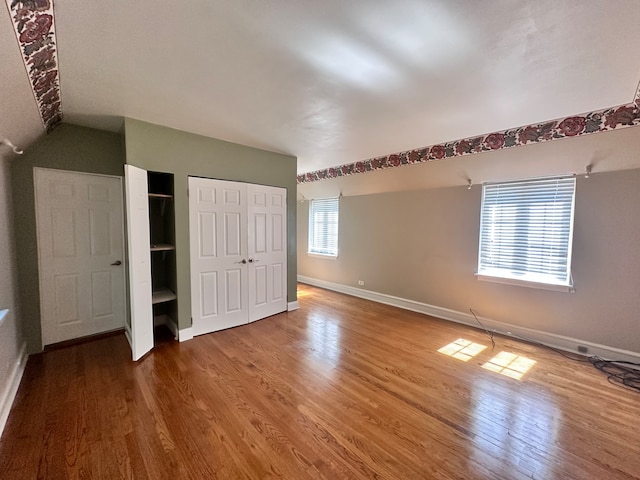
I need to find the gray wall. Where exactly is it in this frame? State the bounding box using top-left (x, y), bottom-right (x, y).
top-left (298, 169), bottom-right (640, 354)
top-left (12, 124), bottom-right (125, 353)
top-left (0, 156), bottom-right (24, 410)
top-left (124, 118), bottom-right (298, 331)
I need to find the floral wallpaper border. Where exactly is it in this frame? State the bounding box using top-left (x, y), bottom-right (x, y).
top-left (297, 103), bottom-right (640, 184)
top-left (6, 0), bottom-right (62, 132)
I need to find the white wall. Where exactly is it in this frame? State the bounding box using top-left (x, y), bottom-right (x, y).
top-left (0, 156), bottom-right (26, 435)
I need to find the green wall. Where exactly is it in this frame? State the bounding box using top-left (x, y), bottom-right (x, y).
top-left (12, 124), bottom-right (126, 353)
top-left (124, 118), bottom-right (298, 331)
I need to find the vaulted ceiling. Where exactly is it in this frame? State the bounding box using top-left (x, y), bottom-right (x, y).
top-left (2, 1), bottom-right (640, 176)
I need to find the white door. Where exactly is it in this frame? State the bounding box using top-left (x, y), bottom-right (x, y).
top-left (189, 177), bottom-right (249, 336)
top-left (247, 184), bottom-right (287, 322)
top-left (35, 168), bottom-right (126, 346)
top-left (124, 165), bottom-right (154, 361)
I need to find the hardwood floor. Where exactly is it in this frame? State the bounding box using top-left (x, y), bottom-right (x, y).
top-left (1, 283), bottom-right (639, 479)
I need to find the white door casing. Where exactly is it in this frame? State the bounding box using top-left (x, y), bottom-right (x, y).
top-left (247, 184), bottom-right (287, 322)
top-left (34, 168), bottom-right (126, 347)
top-left (124, 164), bottom-right (154, 361)
top-left (189, 177), bottom-right (249, 336)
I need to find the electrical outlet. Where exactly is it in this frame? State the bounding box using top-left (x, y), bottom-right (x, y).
top-left (358, 280), bottom-right (365, 286)
top-left (577, 345), bottom-right (588, 354)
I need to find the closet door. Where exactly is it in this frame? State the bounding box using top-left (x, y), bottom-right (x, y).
top-left (124, 164), bottom-right (154, 360)
top-left (247, 184), bottom-right (287, 322)
top-left (189, 177), bottom-right (249, 336)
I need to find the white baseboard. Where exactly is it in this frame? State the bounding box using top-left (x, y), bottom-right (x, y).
top-left (287, 301), bottom-right (299, 311)
top-left (178, 326), bottom-right (193, 342)
top-left (0, 342), bottom-right (28, 439)
top-left (165, 316), bottom-right (178, 339)
top-left (124, 324), bottom-right (133, 350)
top-left (163, 315), bottom-right (192, 342)
top-left (297, 275), bottom-right (640, 363)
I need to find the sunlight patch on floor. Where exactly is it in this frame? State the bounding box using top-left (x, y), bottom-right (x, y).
top-left (438, 338), bottom-right (487, 362)
top-left (482, 352), bottom-right (536, 380)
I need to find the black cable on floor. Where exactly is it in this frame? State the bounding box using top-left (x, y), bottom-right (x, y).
top-left (588, 357), bottom-right (640, 393)
top-left (505, 331), bottom-right (591, 363)
top-left (467, 309), bottom-right (640, 393)
top-left (469, 308), bottom-right (495, 349)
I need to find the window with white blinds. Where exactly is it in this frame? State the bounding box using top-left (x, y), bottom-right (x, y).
top-left (308, 197), bottom-right (339, 256)
top-left (477, 177), bottom-right (576, 289)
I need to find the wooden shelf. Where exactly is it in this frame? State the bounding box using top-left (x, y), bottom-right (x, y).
top-left (150, 244), bottom-right (175, 252)
top-left (152, 288), bottom-right (176, 304)
top-left (148, 193), bottom-right (173, 199)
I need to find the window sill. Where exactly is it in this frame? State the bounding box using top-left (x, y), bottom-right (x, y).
top-left (307, 252), bottom-right (338, 260)
top-left (476, 274), bottom-right (575, 293)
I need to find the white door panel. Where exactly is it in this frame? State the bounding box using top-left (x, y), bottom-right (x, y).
top-left (35, 168), bottom-right (126, 346)
top-left (247, 184), bottom-right (287, 322)
top-left (190, 177), bottom-right (248, 336)
top-left (124, 164), bottom-right (154, 361)
top-left (189, 178), bottom-right (287, 334)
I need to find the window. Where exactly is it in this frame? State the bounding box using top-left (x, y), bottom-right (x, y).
top-left (477, 176), bottom-right (576, 290)
top-left (308, 197), bottom-right (339, 257)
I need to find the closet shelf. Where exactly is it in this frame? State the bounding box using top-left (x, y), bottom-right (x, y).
top-left (150, 244), bottom-right (175, 252)
top-left (148, 193), bottom-right (173, 199)
top-left (152, 288), bottom-right (177, 304)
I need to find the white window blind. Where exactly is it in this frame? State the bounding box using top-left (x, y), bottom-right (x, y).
top-left (478, 177), bottom-right (576, 287)
top-left (309, 197), bottom-right (339, 256)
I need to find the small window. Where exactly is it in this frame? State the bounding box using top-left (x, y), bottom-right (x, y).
top-left (477, 176), bottom-right (576, 290)
top-left (308, 197), bottom-right (339, 257)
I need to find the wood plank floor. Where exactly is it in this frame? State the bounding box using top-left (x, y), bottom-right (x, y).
top-left (1, 284), bottom-right (639, 479)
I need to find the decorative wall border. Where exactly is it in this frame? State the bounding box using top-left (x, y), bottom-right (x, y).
top-left (297, 103), bottom-right (640, 184)
top-left (6, 0), bottom-right (62, 132)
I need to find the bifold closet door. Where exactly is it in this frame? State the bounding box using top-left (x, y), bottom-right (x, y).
top-left (189, 177), bottom-right (249, 336)
top-left (189, 177), bottom-right (287, 336)
top-left (247, 184), bottom-right (287, 322)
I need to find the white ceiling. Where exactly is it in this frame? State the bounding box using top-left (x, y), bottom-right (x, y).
top-left (2, 1), bottom-right (640, 172)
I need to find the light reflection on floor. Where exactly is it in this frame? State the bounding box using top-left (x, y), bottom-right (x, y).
top-left (437, 338), bottom-right (487, 362)
top-left (471, 377), bottom-right (560, 479)
top-left (296, 288), bottom-right (313, 298)
top-left (482, 352), bottom-right (537, 380)
top-left (307, 319), bottom-right (341, 370)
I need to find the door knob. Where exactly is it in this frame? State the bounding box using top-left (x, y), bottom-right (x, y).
top-left (111, 260), bottom-right (122, 266)
top-left (235, 259), bottom-right (247, 264)
top-left (248, 258), bottom-right (260, 263)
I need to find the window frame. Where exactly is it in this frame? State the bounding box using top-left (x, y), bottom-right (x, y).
top-left (476, 176), bottom-right (577, 292)
top-left (308, 197), bottom-right (339, 258)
